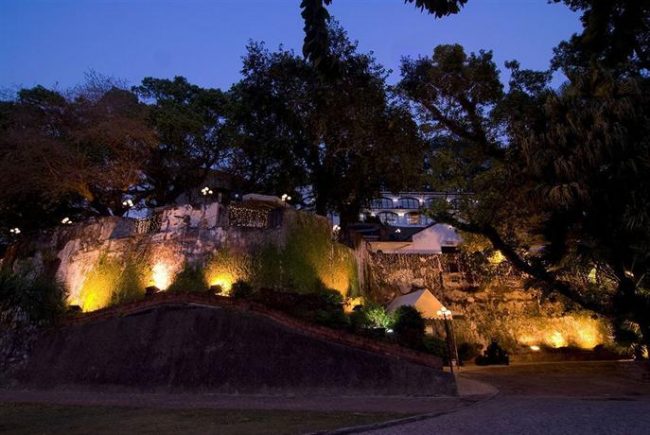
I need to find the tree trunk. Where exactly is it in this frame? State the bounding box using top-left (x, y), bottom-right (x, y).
top-left (338, 200), bottom-right (361, 230)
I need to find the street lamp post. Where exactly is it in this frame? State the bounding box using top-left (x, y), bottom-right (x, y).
top-left (437, 306), bottom-right (459, 374)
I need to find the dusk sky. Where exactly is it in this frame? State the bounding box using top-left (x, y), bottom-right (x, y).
top-left (1, 0), bottom-right (581, 92)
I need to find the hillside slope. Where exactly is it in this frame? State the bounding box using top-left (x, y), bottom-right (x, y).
top-left (17, 305), bottom-right (455, 396)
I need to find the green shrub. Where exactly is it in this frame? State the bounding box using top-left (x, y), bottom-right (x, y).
top-left (231, 280), bottom-right (253, 299)
top-left (349, 303), bottom-right (394, 332)
top-left (167, 264), bottom-right (208, 293)
top-left (111, 257), bottom-right (147, 305)
top-left (0, 271), bottom-right (66, 325)
top-left (394, 306), bottom-right (425, 350)
top-left (365, 304), bottom-right (394, 329)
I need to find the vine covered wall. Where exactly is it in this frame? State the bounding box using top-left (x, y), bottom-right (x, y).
top-left (5, 203), bottom-right (360, 312)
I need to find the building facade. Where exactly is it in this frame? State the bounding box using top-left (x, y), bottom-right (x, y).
top-left (361, 191), bottom-right (464, 227)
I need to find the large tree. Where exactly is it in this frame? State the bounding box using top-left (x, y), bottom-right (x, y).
top-left (228, 25), bottom-right (426, 225)
top-left (400, 0), bottom-right (650, 345)
top-left (133, 77), bottom-right (229, 207)
top-left (0, 79), bottom-right (155, 234)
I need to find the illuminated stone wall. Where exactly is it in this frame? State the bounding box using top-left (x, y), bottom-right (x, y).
top-left (364, 250), bottom-right (614, 352)
top-left (7, 202), bottom-right (359, 312)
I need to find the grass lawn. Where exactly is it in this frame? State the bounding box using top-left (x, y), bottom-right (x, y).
top-left (0, 403), bottom-right (408, 435)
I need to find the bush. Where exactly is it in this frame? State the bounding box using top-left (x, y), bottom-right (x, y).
top-left (254, 287), bottom-right (349, 329)
top-left (0, 271), bottom-right (66, 325)
top-left (423, 335), bottom-right (449, 362)
top-left (394, 306), bottom-right (425, 350)
top-left (231, 280), bottom-right (253, 299)
top-left (110, 257), bottom-right (146, 305)
top-left (475, 340), bottom-right (510, 365)
top-left (311, 286), bottom-right (348, 329)
top-left (349, 303), bottom-right (394, 333)
top-left (167, 264), bottom-right (208, 293)
top-left (457, 342), bottom-right (483, 365)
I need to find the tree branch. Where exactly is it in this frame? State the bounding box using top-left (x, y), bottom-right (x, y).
top-left (434, 211), bottom-right (609, 314)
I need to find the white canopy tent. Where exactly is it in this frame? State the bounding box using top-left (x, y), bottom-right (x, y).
top-left (387, 289), bottom-right (451, 319)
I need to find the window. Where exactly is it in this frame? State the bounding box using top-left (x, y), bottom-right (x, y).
top-left (407, 212), bottom-right (421, 226)
top-left (425, 195), bottom-right (446, 208)
top-left (377, 211), bottom-right (398, 225)
top-left (371, 197), bottom-right (394, 209)
top-left (398, 197), bottom-right (420, 209)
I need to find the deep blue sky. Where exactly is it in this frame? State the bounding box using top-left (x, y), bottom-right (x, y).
top-left (1, 0), bottom-right (581, 92)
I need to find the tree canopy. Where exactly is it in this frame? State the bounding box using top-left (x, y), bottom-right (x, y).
top-left (399, 0), bottom-right (650, 344)
top-left (1, 0), bottom-right (649, 345)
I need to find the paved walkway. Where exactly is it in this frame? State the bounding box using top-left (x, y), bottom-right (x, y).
top-left (3, 361), bottom-right (649, 434)
top-left (358, 361), bottom-right (650, 435)
top-left (362, 395), bottom-right (650, 435)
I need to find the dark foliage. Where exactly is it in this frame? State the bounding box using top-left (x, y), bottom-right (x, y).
top-left (0, 271), bottom-right (66, 325)
top-left (423, 335), bottom-right (449, 362)
top-left (231, 280), bottom-right (254, 299)
top-left (300, 0), bottom-right (467, 72)
top-left (457, 342), bottom-right (483, 365)
top-left (475, 340), bottom-right (510, 365)
top-left (167, 265), bottom-right (209, 294)
top-left (254, 287), bottom-right (348, 329)
top-left (393, 306), bottom-right (425, 350)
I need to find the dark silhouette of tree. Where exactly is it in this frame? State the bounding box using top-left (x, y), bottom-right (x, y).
top-left (400, 0), bottom-right (650, 345)
top-left (228, 25), bottom-right (426, 225)
top-left (0, 78), bottom-right (155, 234)
top-left (133, 76), bottom-right (229, 207)
top-left (300, 0), bottom-right (467, 72)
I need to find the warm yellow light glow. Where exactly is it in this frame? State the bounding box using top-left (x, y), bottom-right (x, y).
top-left (516, 315), bottom-right (607, 350)
top-left (530, 345), bottom-right (541, 351)
top-left (208, 273), bottom-right (234, 294)
top-left (151, 262), bottom-right (172, 290)
top-left (344, 297), bottom-right (364, 313)
top-left (81, 290), bottom-right (108, 312)
top-left (576, 326), bottom-right (599, 349)
top-left (548, 331), bottom-right (568, 348)
top-left (587, 267), bottom-right (597, 283)
top-left (488, 250), bottom-right (506, 265)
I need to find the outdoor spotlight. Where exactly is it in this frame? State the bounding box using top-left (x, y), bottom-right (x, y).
top-left (201, 186), bottom-right (213, 196)
top-left (61, 217), bottom-right (72, 225)
top-left (145, 285), bottom-right (160, 296)
top-left (67, 305), bottom-right (82, 314)
top-left (9, 227), bottom-right (21, 235)
top-left (122, 199), bottom-right (134, 208)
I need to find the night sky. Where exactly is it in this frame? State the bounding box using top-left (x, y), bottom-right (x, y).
top-left (1, 0), bottom-right (581, 91)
